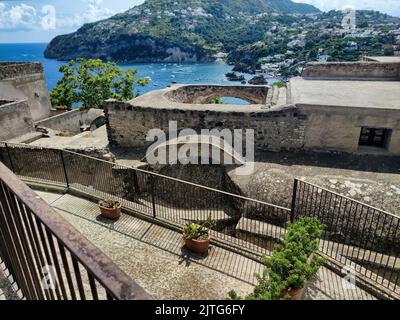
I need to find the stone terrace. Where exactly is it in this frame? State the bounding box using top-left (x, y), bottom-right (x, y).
top-left (14, 188), bottom-right (375, 300)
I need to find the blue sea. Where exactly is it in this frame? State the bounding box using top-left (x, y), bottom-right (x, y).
top-left (0, 43), bottom-right (277, 103)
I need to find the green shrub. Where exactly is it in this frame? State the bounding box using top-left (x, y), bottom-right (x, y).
top-left (272, 81), bottom-right (287, 88)
top-left (183, 215), bottom-right (216, 241)
top-left (99, 199), bottom-right (121, 209)
top-left (208, 96), bottom-right (225, 104)
top-left (229, 217), bottom-right (325, 300)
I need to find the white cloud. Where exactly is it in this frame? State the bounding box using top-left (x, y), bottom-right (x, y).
top-left (0, 3), bottom-right (38, 31)
top-left (83, 0), bottom-right (114, 23)
top-left (0, 0), bottom-right (116, 32)
top-left (56, 0), bottom-right (115, 29)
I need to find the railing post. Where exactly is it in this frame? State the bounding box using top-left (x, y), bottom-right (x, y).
top-left (290, 179), bottom-right (298, 223)
top-left (132, 170), bottom-right (140, 194)
top-left (149, 175), bottom-right (156, 218)
top-left (59, 150), bottom-right (69, 188)
top-left (4, 143), bottom-right (15, 173)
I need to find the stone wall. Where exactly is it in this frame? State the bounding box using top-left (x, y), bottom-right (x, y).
top-left (0, 62), bottom-right (43, 81)
top-left (104, 101), bottom-right (307, 152)
top-left (35, 109), bottom-right (103, 133)
top-left (166, 85), bottom-right (269, 104)
top-left (0, 100), bottom-right (34, 141)
top-left (299, 104), bottom-right (400, 154)
top-left (0, 62), bottom-right (51, 121)
top-left (302, 62), bottom-right (400, 81)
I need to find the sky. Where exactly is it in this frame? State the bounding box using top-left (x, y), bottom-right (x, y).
top-left (0, 0), bottom-right (399, 43)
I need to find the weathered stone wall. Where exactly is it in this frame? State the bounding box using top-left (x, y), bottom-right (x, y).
top-left (0, 62), bottom-right (43, 81)
top-left (299, 104), bottom-right (400, 154)
top-left (35, 109), bottom-right (103, 133)
top-left (302, 62), bottom-right (400, 81)
top-left (166, 85), bottom-right (269, 104)
top-left (0, 100), bottom-right (34, 141)
top-left (104, 101), bottom-right (307, 152)
top-left (0, 62), bottom-right (51, 121)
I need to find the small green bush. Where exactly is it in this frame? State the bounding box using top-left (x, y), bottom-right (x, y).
top-left (272, 81), bottom-right (287, 88)
top-left (99, 199), bottom-right (121, 209)
top-left (208, 96), bottom-right (225, 104)
top-left (229, 217), bottom-right (325, 300)
top-left (183, 215), bottom-right (216, 241)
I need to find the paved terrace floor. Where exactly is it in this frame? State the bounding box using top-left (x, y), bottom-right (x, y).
top-left (1, 189), bottom-right (375, 300)
top-left (289, 78), bottom-right (400, 109)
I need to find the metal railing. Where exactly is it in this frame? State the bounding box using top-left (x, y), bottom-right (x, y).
top-left (292, 179), bottom-right (400, 296)
top-left (0, 161), bottom-right (151, 300)
top-left (1, 142), bottom-right (399, 298)
top-left (0, 142), bottom-right (290, 256)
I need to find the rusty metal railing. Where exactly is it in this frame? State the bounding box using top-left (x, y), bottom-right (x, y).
top-left (0, 161), bottom-right (151, 300)
top-left (1, 142), bottom-right (399, 298)
top-left (0, 142), bottom-right (290, 256)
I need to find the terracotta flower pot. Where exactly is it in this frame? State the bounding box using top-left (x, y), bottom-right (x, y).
top-left (281, 285), bottom-right (306, 300)
top-left (99, 203), bottom-right (122, 220)
top-left (184, 235), bottom-right (211, 254)
top-left (281, 254), bottom-right (314, 300)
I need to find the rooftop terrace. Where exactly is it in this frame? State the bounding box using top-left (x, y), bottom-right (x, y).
top-left (289, 78), bottom-right (400, 110)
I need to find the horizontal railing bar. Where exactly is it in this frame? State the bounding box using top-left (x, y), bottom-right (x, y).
top-left (0, 161), bottom-right (151, 300)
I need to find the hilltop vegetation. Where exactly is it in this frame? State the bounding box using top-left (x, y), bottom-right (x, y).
top-left (45, 0), bottom-right (319, 62)
top-left (44, 0), bottom-right (400, 77)
top-left (228, 10), bottom-right (400, 76)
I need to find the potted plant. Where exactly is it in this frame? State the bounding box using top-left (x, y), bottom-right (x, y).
top-left (183, 216), bottom-right (216, 254)
top-left (228, 217), bottom-right (325, 300)
top-left (98, 199), bottom-right (122, 220)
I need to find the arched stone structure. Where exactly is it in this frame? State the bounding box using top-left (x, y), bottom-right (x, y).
top-left (103, 84), bottom-right (308, 153)
top-left (166, 85), bottom-right (269, 105)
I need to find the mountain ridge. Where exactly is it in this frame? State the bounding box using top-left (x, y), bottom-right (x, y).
top-left (44, 0), bottom-right (320, 62)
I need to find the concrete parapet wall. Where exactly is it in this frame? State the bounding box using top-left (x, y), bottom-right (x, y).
top-left (0, 62), bottom-right (51, 121)
top-left (302, 62), bottom-right (400, 81)
top-left (0, 62), bottom-right (43, 81)
top-left (35, 108), bottom-right (104, 132)
top-left (0, 100), bottom-right (34, 141)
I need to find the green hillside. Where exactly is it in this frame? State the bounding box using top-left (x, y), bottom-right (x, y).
top-left (44, 0), bottom-right (319, 62)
